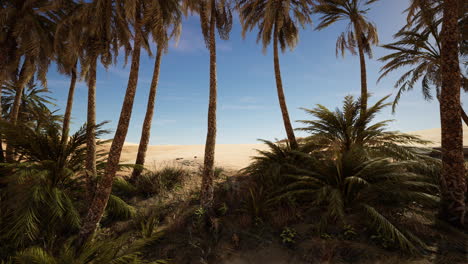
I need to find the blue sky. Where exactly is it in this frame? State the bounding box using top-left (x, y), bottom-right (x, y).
top-left (45, 0), bottom-right (467, 145)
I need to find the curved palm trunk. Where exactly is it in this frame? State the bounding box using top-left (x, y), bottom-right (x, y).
top-left (79, 18), bottom-right (142, 242)
top-left (200, 0), bottom-right (218, 210)
top-left (62, 66), bottom-right (77, 140)
top-left (273, 23), bottom-right (298, 149)
top-left (353, 22), bottom-right (368, 113)
top-left (86, 57), bottom-right (98, 196)
top-left (131, 47), bottom-right (163, 180)
top-left (6, 57), bottom-right (34, 162)
top-left (438, 0), bottom-right (466, 227)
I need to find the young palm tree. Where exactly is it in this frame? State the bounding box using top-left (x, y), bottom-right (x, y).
top-left (236, 0), bottom-right (312, 149)
top-left (0, 120), bottom-right (105, 247)
top-left (276, 146), bottom-right (437, 253)
top-left (297, 95), bottom-right (431, 160)
top-left (313, 0), bottom-right (379, 113)
top-left (437, 0), bottom-right (466, 227)
top-left (182, 0), bottom-right (233, 210)
top-left (379, 7), bottom-right (468, 124)
top-left (1, 81), bottom-right (57, 128)
top-left (131, 0), bottom-right (182, 180)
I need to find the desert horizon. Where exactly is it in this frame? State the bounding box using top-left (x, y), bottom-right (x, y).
top-left (103, 126), bottom-right (468, 170)
top-left (2, 0), bottom-right (467, 263)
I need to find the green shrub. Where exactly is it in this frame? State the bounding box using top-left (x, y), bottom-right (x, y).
top-left (134, 166), bottom-right (189, 197)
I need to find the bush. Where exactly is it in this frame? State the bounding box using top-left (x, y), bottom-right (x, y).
top-left (112, 166), bottom-right (189, 199)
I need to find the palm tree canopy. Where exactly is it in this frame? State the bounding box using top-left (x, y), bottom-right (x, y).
top-left (297, 95), bottom-right (432, 160)
top-left (182, 0), bottom-right (233, 48)
top-left (143, 0), bottom-right (182, 52)
top-left (236, 0), bottom-right (313, 53)
top-left (379, 2), bottom-right (467, 111)
top-left (0, 0), bottom-right (70, 86)
top-left (56, 0), bottom-right (132, 80)
top-left (313, 0), bottom-right (379, 57)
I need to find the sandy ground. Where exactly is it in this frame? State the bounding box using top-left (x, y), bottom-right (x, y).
top-left (106, 143), bottom-right (269, 170)
top-left (408, 125), bottom-right (468, 147)
top-left (102, 126), bottom-right (468, 170)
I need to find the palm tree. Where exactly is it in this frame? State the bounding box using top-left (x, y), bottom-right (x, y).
top-left (379, 6), bottom-right (468, 125)
top-left (55, 4), bottom-right (81, 141)
top-left (131, 0), bottom-right (182, 180)
top-left (1, 0), bottom-right (64, 162)
top-left (182, 0), bottom-right (233, 210)
top-left (1, 81), bottom-right (58, 129)
top-left (313, 0), bottom-right (379, 113)
top-left (57, 0), bottom-right (131, 195)
top-left (297, 95), bottom-right (432, 160)
top-left (77, 0), bottom-right (159, 242)
top-left (236, 0), bottom-right (312, 149)
top-left (404, 0), bottom-right (466, 227)
top-left (437, 0), bottom-right (466, 227)
top-left (276, 146), bottom-right (437, 253)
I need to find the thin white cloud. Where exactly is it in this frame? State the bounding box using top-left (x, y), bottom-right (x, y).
top-left (221, 104), bottom-right (263, 110)
top-left (155, 119), bottom-right (177, 126)
top-left (239, 96), bottom-right (258, 103)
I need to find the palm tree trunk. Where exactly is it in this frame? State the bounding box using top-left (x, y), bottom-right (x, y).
top-left (438, 0), bottom-right (466, 227)
top-left (461, 106), bottom-right (468, 127)
top-left (273, 22), bottom-right (298, 149)
top-left (86, 57), bottom-right (98, 196)
top-left (131, 46), bottom-right (163, 181)
top-left (79, 14), bottom-right (142, 242)
top-left (6, 57), bottom-right (34, 162)
top-left (0, 83), bottom-right (4, 163)
top-left (62, 65), bottom-right (77, 140)
top-left (200, 0), bottom-right (218, 210)
top-left (9, 57), bottom-right (33, 125)
top-left (353, 22), bottom-right (368, 113)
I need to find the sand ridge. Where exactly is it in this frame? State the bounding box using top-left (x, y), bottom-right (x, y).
top-left (100, 126), bottom-right (468, 170)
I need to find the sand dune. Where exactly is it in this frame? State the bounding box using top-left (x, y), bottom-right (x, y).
top-left (408, 125), bottom-right (468, 147)
top-left (102, 143), bottom-right (269, 170)
top-left (102, 126), bottom-right (468, 170)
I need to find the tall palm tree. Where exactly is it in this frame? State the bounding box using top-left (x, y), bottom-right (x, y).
top-left (405, 0), bottom-right (466, 227)
top-left (54, 2), bottom-right (81, 141)
top-left (131, 0), bottom-right (182, 180)
top-left (236, 0), bottom-right (312, 150)
top-left (57, 0), bottom-right (131, 190)
top-left (379, 4), bottom-right (468, 124)
top-left (182, 0), bottom-right (233, 210)
top-left (313, 0), bottom-right (379, 113)
top-left (438, 0), bottom-right (466, 227)
top-left (78, 0), bottom-right (154, 242)
top-left (1, 0), bottom-right (63, 162)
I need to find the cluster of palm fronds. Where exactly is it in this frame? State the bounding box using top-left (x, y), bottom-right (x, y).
top-left (0, 116), bottom-right (146, 260)
top-left (243, 95), bottom-right (441, 253)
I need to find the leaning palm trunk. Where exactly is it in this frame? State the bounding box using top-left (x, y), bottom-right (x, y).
top-left (353, 22), bottom-right (368, 113)
top-left (131, 47), bottom-right (163, 180)
top-left (438, 0), bottom-right (466, 227)
top-left (62, 66), bottom-right (77, 140)
top-left (79, 18), bottom-right (143, 242)
top-left (200, 1), bottom-right (217, 210)
top-left (273, 23), bottom-right (298, 149)
top-left (85, 57), bottom-right (98, 199)
top-left (6, 57), bottom-right (34, 162)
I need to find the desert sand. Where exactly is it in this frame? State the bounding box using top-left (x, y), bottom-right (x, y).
top-left (104, 126), bottom-right (468, 170)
